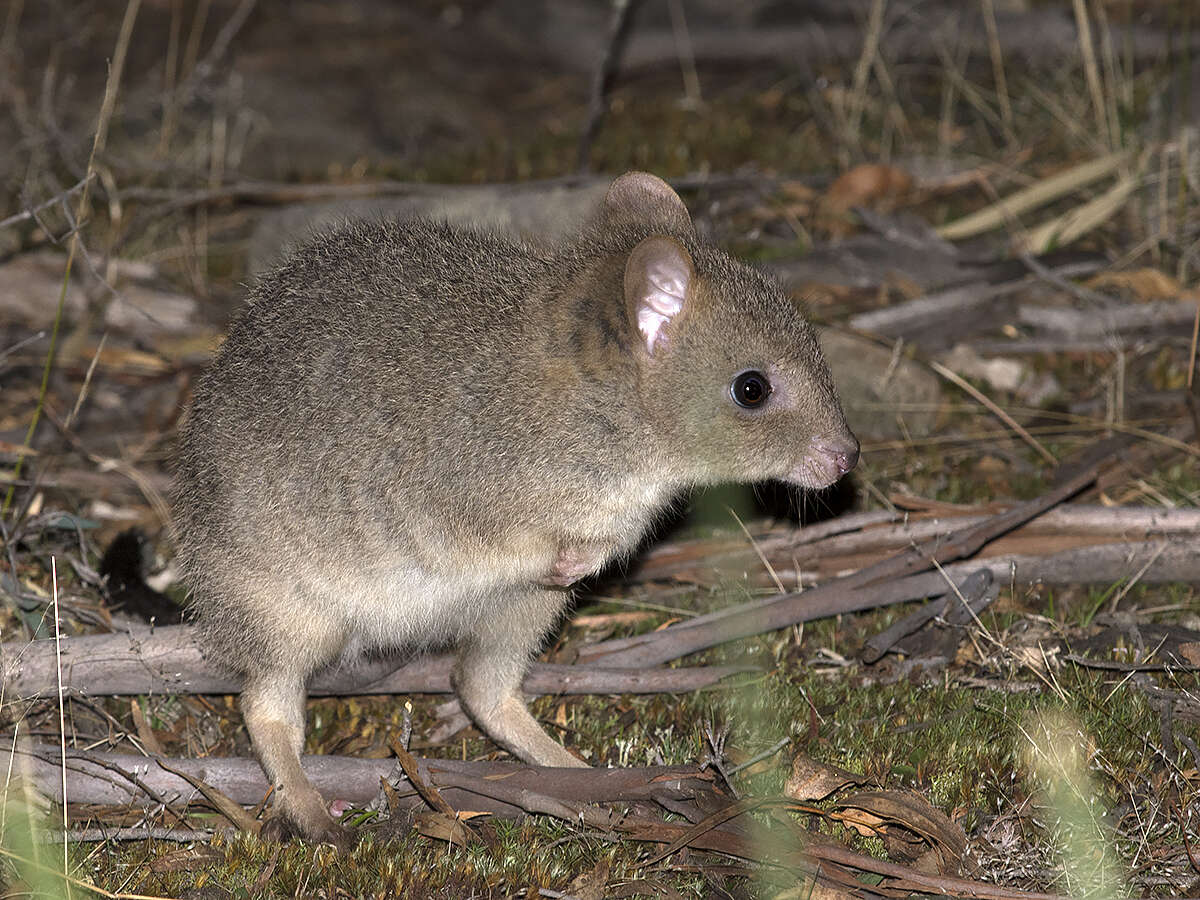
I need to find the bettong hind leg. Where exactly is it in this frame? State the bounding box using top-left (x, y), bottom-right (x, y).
top-left (453, 588), bottom-right (586, 768)
top-left (240, 673), bottom-right (354, 847)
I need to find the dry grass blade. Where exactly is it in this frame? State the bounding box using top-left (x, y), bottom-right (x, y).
top-left (1016, 170), bottom-right (1138, 254)
top-left (936, 150), bottom-right (1129, 240)
top-left (980, 0), bottom-right (1013, 140)
top-left (727, 506), bottom-right (786, 594)
top-left (50, 558), bottom-right (68, 893)
top-left (847, 0), bottom-right (887, 147)
top-left (1187, 296), bottom-right (1199, 391)
top-left (928, 360), bottom-right (1057, 465)
top-left (1071, 0), bottom-right (1111, 151)
top-left (0, 845), bottom-right (174, 899)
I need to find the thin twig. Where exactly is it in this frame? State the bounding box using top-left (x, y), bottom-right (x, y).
top-left (928, 360), bottom-right (1058, 465)
top-left (0, 330), bottom-right (48, 366)
top-left (0, 176), bottom-right (92, 230)
top-left (65, 333), bottom-right (106, 430)
top-left (154, 758), bottom-right (261, 834)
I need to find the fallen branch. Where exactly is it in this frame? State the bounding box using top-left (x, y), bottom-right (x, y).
top-left (10, 745), bottom-right (723, 820)
top-left (1019, 299), bottom-right (1200, 338)
top-left (44, 826), bottom-right (216, 843)
top-left (587, 536), bottom-right (1200, 670)
top-left (426, 771), bottom-right (1070, 900)
top-left (0, 627), bottom-right (744, 700)
top-left (634, 503), bottom-right (1200, 584)
top-left (579, 569), bottom-right (977, 668)
top-left (861, 569), bottom-right (997, 663)
top-left (14, 745), bottom-right (1068, 900)
top-left (580, 468), bottom-right (1099, 667)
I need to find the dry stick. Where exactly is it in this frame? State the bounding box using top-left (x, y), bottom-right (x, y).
top-left (46, 827), bottom-right (215, 843)
top-left (16, 745), bottom-right (722, 812)
top-left (0, 626), bottom-right (746, 699)
top-left (579, 466), bottom-right (1098, 668)
top-left (639, 795), bottom-right (767, 867)
top-left (577, 569), bottom-right (968, 669)
top-left (1062, 654), bottom-right (1196, 673)
top-left (861, 568), bottom-right (993, 664)
top-left (154, 758), bottom-right (260, 834)
top-left (59, 753), bottom-right (189, 829)
top-left (741, 505), bottom-right (1200, 573)
top-left (601, 507), bottom-right (1200, 644)
top-left (0, 745), bottom-right (1102, 900)
top-left (387, 736), bottom-right (455, 817)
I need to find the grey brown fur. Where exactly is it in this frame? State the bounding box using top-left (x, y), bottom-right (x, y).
top-left (174, 172), bottom-right (857, 846)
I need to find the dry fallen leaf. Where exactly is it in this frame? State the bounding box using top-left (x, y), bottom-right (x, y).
top-left (413, 810), bottom-right (476, 847)
top-left (836, 805), bottom-right (888, 838)
top-left (130, 697), bottom-right (165, 756)
top-left (783, 752), bottom-right (865, 801)
top-left (565, 856), bottom-right (610, 900)
top-left (835, 789), bottom-right (966, 873)
top-left (1177, 642), bottom-right (1200, 667)
top-left (816, 164), bottom-right (914, 238)
top-left (1085, 268), bottom-right (1198, 302)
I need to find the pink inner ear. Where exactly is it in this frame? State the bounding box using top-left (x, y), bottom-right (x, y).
top-left (637, 261), bottom-right (686, 352)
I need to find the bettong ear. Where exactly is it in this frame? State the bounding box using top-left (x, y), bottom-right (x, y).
top-left (624, 235), bottom-right (694, 356)
top-left (603, 172), bottom-right (694, 235)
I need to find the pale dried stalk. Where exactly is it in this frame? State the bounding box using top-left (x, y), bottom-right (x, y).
top-left (937, 151), bottom-right (1129, 241)
top-left (928, 360), bottom-right (1057, 465)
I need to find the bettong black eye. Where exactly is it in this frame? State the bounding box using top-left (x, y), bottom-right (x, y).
top-left (731, 370), bottom-right (771, 408)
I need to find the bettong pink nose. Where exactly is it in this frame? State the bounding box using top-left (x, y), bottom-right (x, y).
top-left (817, 437), bottom-right (860, 475)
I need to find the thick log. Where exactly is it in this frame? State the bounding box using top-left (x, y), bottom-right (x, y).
top-left (0, 628), bottom-right (744, 701)
top-left (12, 744), bottom-right (1067, 900)
top-left (9, 745), bottom-right (719, 817)
top-left (634, 504), bottom-right (1200, 583)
